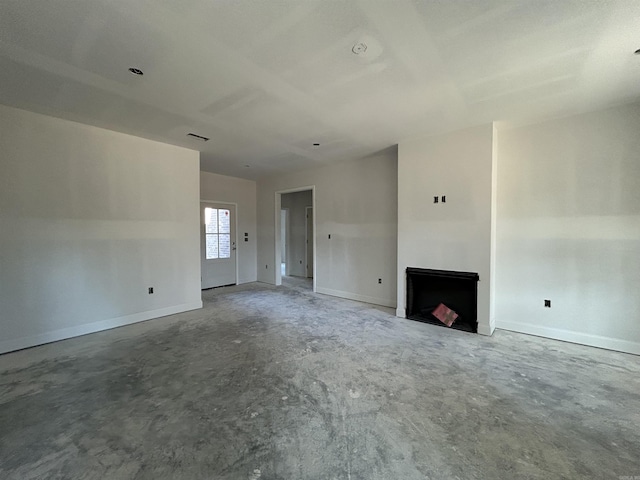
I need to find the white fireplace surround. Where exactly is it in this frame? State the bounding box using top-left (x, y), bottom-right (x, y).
top-left (396, 123), bottom-right (497, 336)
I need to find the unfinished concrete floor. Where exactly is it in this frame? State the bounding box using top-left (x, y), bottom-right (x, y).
top-left (1, 278), bottom-right (639, 479)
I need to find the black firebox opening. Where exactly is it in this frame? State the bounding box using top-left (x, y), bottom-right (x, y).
top-left (406, 267), bottom-right (479, 333)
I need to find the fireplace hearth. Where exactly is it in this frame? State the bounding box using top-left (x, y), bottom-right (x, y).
top-left (406, 267), bottom-right (479, 333)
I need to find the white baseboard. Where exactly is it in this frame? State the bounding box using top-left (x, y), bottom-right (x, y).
top-left (0, 301), bottom-right (203, 355)
top-left (477, 317), bottom-right (496, 336)
top-left (498, 320), bottom-right (640, 355)
top-left (477, 323), bottom-right (494, 336)
top-left (316, 287), bottom-right (396, 309)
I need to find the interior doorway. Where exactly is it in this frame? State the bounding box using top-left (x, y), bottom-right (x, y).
top-left (275, 186), bottom-right (315, 292)
top-left (200, 201), bottom-right (237, 289)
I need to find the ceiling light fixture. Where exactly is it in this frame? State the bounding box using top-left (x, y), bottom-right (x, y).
top-left (352, 43), bottom-right (368, 55)
top-left (128, 67), bottom-right (144, 76)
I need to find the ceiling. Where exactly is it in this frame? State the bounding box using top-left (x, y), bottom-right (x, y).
top-left (1, 0), bottom-right (640, 180)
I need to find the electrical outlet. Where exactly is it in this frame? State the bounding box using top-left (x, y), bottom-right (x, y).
top-left (328, 234), bottom-right (331, 239)
top-left (544, 299), bottom-right (551, 308)
top-left (434, 196), bottom-right (439, 203)
top-left (378, 278), bottom-right (382, 284)
top-left (442, 195), bottom-right (446, 203)
top-left (148, 287), bottom-right (154, 294)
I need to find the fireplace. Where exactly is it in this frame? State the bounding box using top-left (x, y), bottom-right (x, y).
top-left (406, 267), bottom-right (479, 333)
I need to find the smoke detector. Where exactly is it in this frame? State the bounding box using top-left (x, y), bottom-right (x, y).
top-left (352, 43), bottom-right (368, 55)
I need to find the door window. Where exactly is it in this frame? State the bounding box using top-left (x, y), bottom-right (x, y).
top-left (204, 207), bottom-right (231, 259)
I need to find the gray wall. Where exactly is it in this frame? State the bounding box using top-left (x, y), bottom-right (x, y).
top-left (495, 102), bottom-right (640, 354)
top-left (5, 100), bottom-right (638, 355)
top-left (257, 148), bottom-right (398, 308)
top-left (0, 105), bottom-right (202, 354)
top-left (281, 190), bottom-right (312, 277)
top-left (395, 104), bottom-right (640, 354)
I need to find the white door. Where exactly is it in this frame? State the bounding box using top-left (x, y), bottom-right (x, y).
top-left (201, 202), bottom-right (237, 289)
top-left (305, 206), bottom-right (313, 278)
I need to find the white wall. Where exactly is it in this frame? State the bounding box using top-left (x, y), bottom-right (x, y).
top-left (496, 103), bottom-right (640, 354)
top-left (0, 105), bottom-right (202, 354)
top-left (397, 124), bottom-right (496, 335)
top-left (281, 190), bottom-right (312, 277)
top-left (257, 149), bottom-right (398, 307)
top-left (200, 171), bottom-right (257, 284)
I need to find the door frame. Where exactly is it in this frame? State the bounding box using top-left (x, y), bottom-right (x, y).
top-left (200, 199), bottom-right (239, 288)
top-left (280, 207), bottom-right (290, 277)
top-left (274, 186), bottom-right (316, 292)
top-left (305, 206), bottom-right (313, 279)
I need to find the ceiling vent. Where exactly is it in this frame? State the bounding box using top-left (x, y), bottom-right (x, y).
top-left (187, 133), bottom-right (210, 142)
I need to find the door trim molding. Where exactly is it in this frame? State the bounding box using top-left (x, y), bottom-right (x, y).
top-left (200, 200), bottom-right (239, 288)
top-left (305, 206), bottom-right (313, 279)
top-left (280, 207), bottom-right (290, 276)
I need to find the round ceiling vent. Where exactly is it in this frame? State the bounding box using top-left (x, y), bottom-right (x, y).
top-left (352, 43), bottom-right (368, 55)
